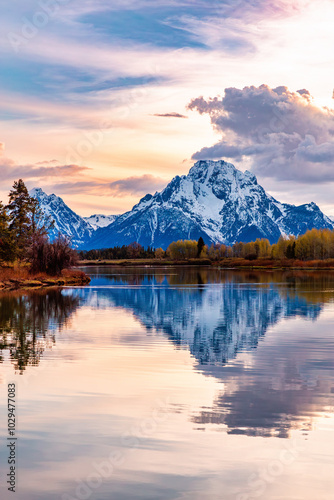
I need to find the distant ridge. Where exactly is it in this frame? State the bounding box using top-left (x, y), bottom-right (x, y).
top-left (31, 161), bottom-right (334, 249)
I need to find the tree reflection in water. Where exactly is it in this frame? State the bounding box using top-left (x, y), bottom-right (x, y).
top-left (0, 289), bottom-right (80, 372)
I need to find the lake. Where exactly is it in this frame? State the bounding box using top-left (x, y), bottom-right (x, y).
top-left (0, 267), bottom-right (334, 500)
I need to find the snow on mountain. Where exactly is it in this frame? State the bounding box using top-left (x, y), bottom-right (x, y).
top-left (85, 160), bottom-right (334, 250)
top-left (84, 214), bottom-right (118, 230)
top-left (73, 278), bottom-right (321, 366)
top-left (30, 188), bottom-right (93, 247)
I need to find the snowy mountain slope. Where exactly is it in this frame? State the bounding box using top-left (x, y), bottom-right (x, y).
top-left (84, 160), bottom-right (333, 250)
top-left (73, 279), bottom-right (321, 366)
top-left (30, 188), bottom-right (93, 247)
top-left (72, 279), bottom-right (328, 437)
top-left (83, 214), bottom-right (118, 230)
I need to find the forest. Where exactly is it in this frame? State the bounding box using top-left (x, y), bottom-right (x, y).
top-left (78, 242), bottom-right (156, 261)
top-left (80, 230), bottom-right (334, 265)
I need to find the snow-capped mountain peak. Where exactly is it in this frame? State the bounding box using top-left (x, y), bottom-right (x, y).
top-left (30, 160), bottom-right (334, 250)
top-left (30, 188), bottom-right (93, 247)
top-left (83, 214), bottom-right (118, 230)
top-left (30, 188), bottom-right (120, 246)
top-left (85, 160), bottom-right (334, 250)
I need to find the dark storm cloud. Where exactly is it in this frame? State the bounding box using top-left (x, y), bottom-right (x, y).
top-left (188, 84), bottom-right (334, 183)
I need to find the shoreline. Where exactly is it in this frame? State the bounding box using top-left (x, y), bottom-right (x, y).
top-left (0, 270), bottom-right (91, 291)
top-left (78, 258), bottom-right (211, 267)
top-left (78, 258), bottom-right (334, 271)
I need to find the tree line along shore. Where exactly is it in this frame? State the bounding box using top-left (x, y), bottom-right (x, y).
top-left (79, 231), bottom-right (334, 270)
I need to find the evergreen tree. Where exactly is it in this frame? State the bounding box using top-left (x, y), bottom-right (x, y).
top-left (0, 201), bottom-right (14, 262)
top-left (6, 179), bottom-right (54, 259)
top-left (7, 179), bottom-right (33, 257)
top-left (197, 237), bottom-right (205, 257)
top-left (286, 241), bottom-right (296, 259)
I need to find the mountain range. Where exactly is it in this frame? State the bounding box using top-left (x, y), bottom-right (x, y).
top-left (73, 274), bottom-right (328, 438)
top-left (31, 160), bottom-right (334, 249)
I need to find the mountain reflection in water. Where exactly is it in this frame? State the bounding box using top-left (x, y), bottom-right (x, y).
top-left (80, 268), bottom-right (334, 438)
top-left (1, 268), bottom-right (334, 440)
top-left (81, 268), bottom-right (332, 365)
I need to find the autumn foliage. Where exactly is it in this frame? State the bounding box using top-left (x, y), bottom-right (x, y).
top-left (165, 230), bottom-right (334, 264)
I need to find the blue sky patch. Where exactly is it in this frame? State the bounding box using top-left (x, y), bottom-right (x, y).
top-left (78, 8), bottom-right (209, 49)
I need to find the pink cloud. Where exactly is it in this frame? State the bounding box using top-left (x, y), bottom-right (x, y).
top-left (50, 175), bottom-right (167, 197)
top-left (0, 156), bottom-right (91, 183)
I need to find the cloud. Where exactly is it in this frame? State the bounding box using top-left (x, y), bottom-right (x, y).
top-left (35, 159), bottom-right (60, 165)
top-left (297, 88), bottom-right (312, 101)
top-left (0, 155), bottom-right (166, 201)
top-left (159, 0), bottom-right (309, 52)
top-left (48, 175), bottom-right (167, 197)
top-left (296, 135), bottom-right (334, 163)
top-left (188, 84), bottom-right (334, 183)
top-left (192, 142), bottom-right (243, 159)
top-left (0, 157), bottom-right (90, 182)
top-left (153, 112), bottom-right (188, 118)
top-left (0, 0), bottom-right (323, 137)
top-left (2, 0), bottom-right (333, 215)
top-left (223, 0), bottom-right (308, 19)
top-left (162, 15), bottom-right (256, 52)
top-left (48, 181), bottom-right (107, 195)
top-left (108, 175), bottom-right (166, 196)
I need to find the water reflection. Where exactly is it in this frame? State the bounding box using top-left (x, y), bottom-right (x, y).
top-left (0, 289), bottom-right (80, 372)
top-left (79, 267), bottom-right (334, 438)
top-left (86, 265), bottom-right (334, 293)
top-left (0, 268), bottom-right (334, 500)
top-left (81, 269), bottom-right (327, 365)
top-left (1, 268), bottom-right (334, 441)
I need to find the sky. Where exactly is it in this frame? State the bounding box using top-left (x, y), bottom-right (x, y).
top-left (1, 0), bottom-right (334, 216)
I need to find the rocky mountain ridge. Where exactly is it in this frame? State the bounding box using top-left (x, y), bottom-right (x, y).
top-left (31, 161), bottom-right (334, 249)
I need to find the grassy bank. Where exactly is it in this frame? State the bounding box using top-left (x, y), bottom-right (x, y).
top-left (78, 257), bottom-right (334, 270)
top-left (0, 267), bottom-right (91, 291)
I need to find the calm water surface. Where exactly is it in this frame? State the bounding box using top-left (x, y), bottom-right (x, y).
top-left (0, 267), bottom-right (334, 500)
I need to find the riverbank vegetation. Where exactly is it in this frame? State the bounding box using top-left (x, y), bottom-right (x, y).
top-left (79, 230), bottom-right (334, 269)
top-left (0, 179), bottom-right (87, 288)
top-left (78, 243), bottom-right (155, 261)
top-left (0, 268), bottom-right (90, 291)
